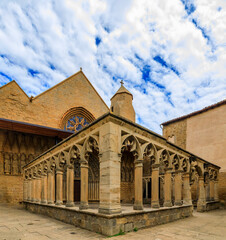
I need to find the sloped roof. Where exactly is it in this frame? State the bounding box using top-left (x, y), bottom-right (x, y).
top-left (111, 84), bottom-right (133, 100)
top-left (162, 99), bottom-right (226, 126)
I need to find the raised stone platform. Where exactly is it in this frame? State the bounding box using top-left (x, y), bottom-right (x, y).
top-left (206, 201), bottom-right (220, 211)
top-left (23, 202), bottom-right (193, 236)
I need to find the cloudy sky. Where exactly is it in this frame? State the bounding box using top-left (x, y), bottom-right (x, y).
top-left (0, 0), bottom-right (225, 134)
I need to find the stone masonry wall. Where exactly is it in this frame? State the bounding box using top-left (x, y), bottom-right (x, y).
top-left (0, 71), bottom-right (108, 129)
top-left (162, 119), bottom-right (187, 149)
top-left (0, 175), bottom-right (23, 204)
top-left (24, 202), bottom-right (193, 236)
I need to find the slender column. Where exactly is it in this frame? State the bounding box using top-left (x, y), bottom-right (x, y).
top-left (134, 160), bottom-right (143, 210)
top-left (66, 165), bottom-right (74, 207)
top-left (36, 177), bottom-right (41, 203)
top-left (182, 173), bottom-right (192, 205)
top-left (31, 177), bottom-right (36, 202)
top-left (197, 177), bottom-right (206, 212)
top-left (23, 179), bottom-right (28, 201)
top-left (209, 180), bottom-right (214, 201)
top-left (56, 169), bottom-right (63, 205)
top-left (47, 170), bottom-right (55, 204)
top-left (151, 164), bottom-right (160, 208)
top-left (214, 180), bottom-right (219, 201)
top-left (27, 178), bottom-right (31, 201)
top-left (80, 160), bottom-right (89, 209)
top-left (205, 182), bottom-right (210, 201)
top-left (164, 168), bottom-right (172, 207)
top-left (41, 173), bottom-right (48, 204)
top-left (174, 170), bottom-right (182, 206)
top-left (145, 180), bottom-right (148, 199)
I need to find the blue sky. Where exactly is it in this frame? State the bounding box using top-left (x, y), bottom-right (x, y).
top-left (0, 0), bottom-right (225, 134)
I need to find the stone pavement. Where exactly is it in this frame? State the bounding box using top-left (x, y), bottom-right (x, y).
top-left (0, 204), bottom-right (225, 240)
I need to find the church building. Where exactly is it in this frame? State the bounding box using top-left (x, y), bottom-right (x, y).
top-left (0, 69), bottom-right (221, 236)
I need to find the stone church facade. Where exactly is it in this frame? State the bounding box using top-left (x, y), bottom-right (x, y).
top-left (0, 69), bottom-right (108, 203)
top-left (0, 69), bottom-right (221, 235)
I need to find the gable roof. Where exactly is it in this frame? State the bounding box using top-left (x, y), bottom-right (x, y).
top-left (0, 80), bottom-right (30, 99)
top-left (0, 70), bottom-right (109, 109)
top-left (162, 99), bottom-right (226, 126)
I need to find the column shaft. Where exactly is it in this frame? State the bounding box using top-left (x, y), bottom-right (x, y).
top-left (182, 173), bottom-right (192, 205)
top-left (31, 178), bottom-right (36, 202)
top-left (56, 170), bottom-right (63, 205)
top-left (174, 171), bottom-right (182, 206)
top-left (164, 170), bottom-right (172, 207)
top-left (209, 180), bottom-right (214, 201)
top-left (27, 179), bottom-right (31, 201)
top-left (66, 166), bottom-right (74, 207)
top-left (41, 174), bottom-right (48, 204)
top-left (80, 162), bottom-right (89, 209)
top-left (47, 171), bottom-right (55, 204)
top-left (197, 177), bottom-right (206, 212)
top-left (134, 161), bottom-right (143, 210)
top-left (214, 181), bottom-right (219, 201)
top-left (36, 177), bottom-right (41, 203)
top-left (23, 180), bottom-right (28, 201)
top-left (151, 166), bottom-right (160, 208)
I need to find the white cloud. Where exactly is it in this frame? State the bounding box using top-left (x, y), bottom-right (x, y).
top-left (0, 0), bottom-right (225, 134)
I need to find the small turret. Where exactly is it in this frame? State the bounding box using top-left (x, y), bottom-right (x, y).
top-left (110, 80), bottom-right (135, 122)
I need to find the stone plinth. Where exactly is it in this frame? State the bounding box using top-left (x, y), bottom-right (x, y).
top-left (23, 201), bottom-right (193, 236)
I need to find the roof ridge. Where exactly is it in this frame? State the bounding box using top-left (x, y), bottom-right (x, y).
top-left (162, 98), bottom-right (226, 125)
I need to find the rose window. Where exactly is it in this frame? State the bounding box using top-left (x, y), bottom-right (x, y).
top-left (64, 116), bottom-right (89, 132)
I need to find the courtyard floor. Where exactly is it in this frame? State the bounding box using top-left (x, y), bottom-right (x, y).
top-left (0, 204), bottom-right (225, 240)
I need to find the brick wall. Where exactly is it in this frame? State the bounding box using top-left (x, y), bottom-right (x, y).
top-left (0, 175), bottom-right (23, 204)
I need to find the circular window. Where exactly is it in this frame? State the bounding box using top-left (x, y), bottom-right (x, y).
top-left (60, 107), bottom-right (95, 133)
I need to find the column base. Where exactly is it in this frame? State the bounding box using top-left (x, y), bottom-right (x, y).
top-left (151, 201), bottom-right (160, 208)
top-left (164, 201), bottom-right (172, 207)
top-left (55, 201), bottom-right (63, 206)
top-left (66, 202), bottom-right (75, 207)
top-left (47, 201), bottom-right (54, 205)
top-left (197, 200), bottom-right (206, 212)
top-left (41, 200), bottom-right (47, 204)
top-left (183, 200), bottom-right (192, 205)
top-left (174, 200), bottom-right (182, 206)
top-left (133, 203), bottom-right (143, 210)
top-left (79, 202), bottom-right (89, 210)
top-left (98, 207), bottom-right (121, 214)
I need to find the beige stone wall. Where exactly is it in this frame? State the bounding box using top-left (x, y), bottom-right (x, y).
top-left (0, 175), bottom-right (23, 204)
top-left (162, 119), bottom-right (187, 149)
top-left (0, 129), bottom-right (56, 203)
top-left (0, 71), bottom-right (108, 129)
top-left (186, 105), bottom-right (226, 171)
top-left (163, 104), bottom-right (226, 201)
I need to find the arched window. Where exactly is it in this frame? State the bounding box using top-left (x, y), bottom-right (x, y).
top-left (60, 107), bottom-right (95, 132)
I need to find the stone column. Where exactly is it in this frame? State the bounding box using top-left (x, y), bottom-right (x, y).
top-left (36, 177), bottom-right (41, 203)
top-left (66, 165), bottom-right (74, 207)
top-left (47, 170), bottom-right (55, 204)
top-left (41, 173), bottom-right (48, 204)
top-left (164, 168), bottom-right (172, 207)
top-left (209, 180), bottom-right (214, 201)
top-left (205, 182), bottom-right (210, 201)
top-left (98, 122), bottom-right (121, 214)
top-left (214, 180), bottom-right (219, 201)
top-left (197, 177), bottom-right (206, 212)
top-left (23, 179), bottom-right (28, 201)
top-left (80, 160), bottom-right (89, 209)
top-left (182, 173), bottom-right (192, 205)
top-left (55, 169), bottom-right (63, 205)
top-left (151, 164), bottom-right (160, 208)
top-left (31, 177), bottom-right (36, 202)
top-left (27, 178), bottom-right (31, 201)
top-left (134, 160), bottom-right (143, 210)
top-left (174, 170), bottom-right (182, 206)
